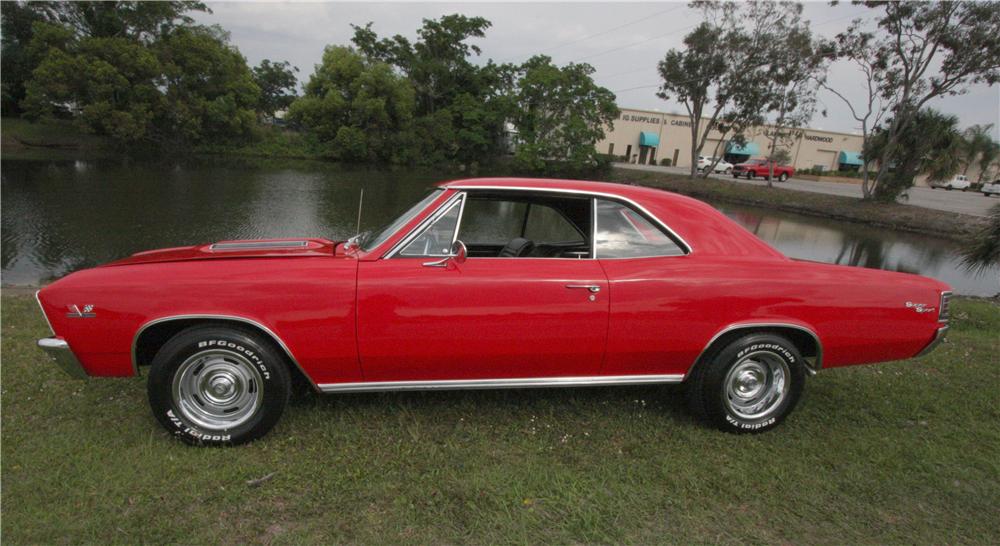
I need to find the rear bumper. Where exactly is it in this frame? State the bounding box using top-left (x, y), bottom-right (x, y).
top-left (37, 337), bottom-right (88, 379)
top-left (915, 325), bottom-right (949, 358)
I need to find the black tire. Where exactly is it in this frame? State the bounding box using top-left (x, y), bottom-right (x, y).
top-left (746, 171), bottom-right (754, 180)
top-left (778, 173), bottom-right (789, 182)
top-left (147, 325), bottom-right (291, 446)
top-left (686, 333), bottom-right (805, 434)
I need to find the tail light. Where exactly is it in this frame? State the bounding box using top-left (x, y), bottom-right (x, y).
top-left (939, 291), bottom-right (951, 322)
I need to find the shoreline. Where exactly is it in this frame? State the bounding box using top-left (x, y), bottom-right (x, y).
top-left (2, 118), bottom-right (988, 242)
top-left (606, 167), bottom-right (988, 242)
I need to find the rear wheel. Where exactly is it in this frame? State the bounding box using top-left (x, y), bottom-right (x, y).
top-left (778, 173), bottom-right (789, 182)
top-left (147, 325), bottom-right (291, 446)
top-left (686, 333), bottom-right (805, 433)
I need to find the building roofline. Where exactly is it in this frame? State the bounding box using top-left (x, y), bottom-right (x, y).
top-left (617, 106), bottom-right (863, 140)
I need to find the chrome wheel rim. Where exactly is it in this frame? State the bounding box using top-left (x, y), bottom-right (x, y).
top-left (723, 350), bottom-right (790, 420)
top-left (172, 349), bottom-right (264, 431)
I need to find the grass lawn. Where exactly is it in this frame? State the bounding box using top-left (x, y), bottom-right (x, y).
top-left (607, 167), bottom-right (989, 242)
top-left (2, 293), bottom-right (998, 544)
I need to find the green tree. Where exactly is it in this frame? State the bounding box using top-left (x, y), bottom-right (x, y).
top-left (658, 1), bottom-right (828, 180)
top-left (961, 203), bottom-right (1000, 274)
top-left (287, 45), bottom-right (414, 162)
top-left (252, 59), bottom-right (299, 118)
top-left (350, 15), bottom-right (513, 165)
top-left (839, 1), bottom-right (1000, 200)
top-left (33, 1), bottom-right (209, 42)
top-left (23, 17), bottom-right (259, 146)
top-left (865, 109), bottom-right (963, 200)
top-left (155, 25), bottom-right (260, 144)
top-left (1, 1), bottom-right (48, 115)
top-left (510, 55), bottom-right (619, 173)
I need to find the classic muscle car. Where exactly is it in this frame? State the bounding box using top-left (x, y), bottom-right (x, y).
top-left (36, 178), bottom-right (952, 445)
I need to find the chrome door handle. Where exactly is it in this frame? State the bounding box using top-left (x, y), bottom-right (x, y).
top-left (565, 284), bottom-right (601, 293)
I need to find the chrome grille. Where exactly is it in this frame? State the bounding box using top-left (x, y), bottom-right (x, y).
top-left (939, 291), bottom-right (952, 322)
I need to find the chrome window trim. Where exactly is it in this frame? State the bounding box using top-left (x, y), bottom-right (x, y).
top-left (447, 185), bottom-right (693, 256)
top-left (591, 197), bottom-right (598, 259)
top-left (317, 374), bottom-right (685, 393)
top-left (131, 314), bottom-right (318, 391)
top-left (692, 322), bottom-right (824, 374)
top-left (35, 290), bottom-right (55, 336)
top-left (209, 240), bottom-right (309, 251)
top-left (384, 193), bottom-right (466, 259)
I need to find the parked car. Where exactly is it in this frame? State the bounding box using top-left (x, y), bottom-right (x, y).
top-left (36, 178), bottom-right (951, 445)
top-left (697, 156), bottom-right (734, 174)
top-left (930, 174), bottom-right (971, 191)
top-left (981, 179), bottom-right (1000, 197)
top-left (732, 159), bottom-right (795, 181)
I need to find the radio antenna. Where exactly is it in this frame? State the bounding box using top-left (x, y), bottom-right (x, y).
top-left (354, 188), bottom-right (364, 236)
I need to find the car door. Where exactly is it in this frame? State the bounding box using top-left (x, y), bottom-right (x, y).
top-left (356, 191), bottom-right (609, 382)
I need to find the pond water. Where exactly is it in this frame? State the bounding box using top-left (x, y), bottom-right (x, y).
top-left (2, 156), bottom-right (997, 295)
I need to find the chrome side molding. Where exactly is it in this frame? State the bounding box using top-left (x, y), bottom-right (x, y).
top-left (317, 374), bottom-right (685, 393)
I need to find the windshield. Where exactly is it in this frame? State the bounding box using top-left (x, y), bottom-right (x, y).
top-left (358, 189), bottom-right (443, 251)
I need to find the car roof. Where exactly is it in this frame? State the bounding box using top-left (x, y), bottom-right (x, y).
top-left (438, 178), bottom-right (786, 259)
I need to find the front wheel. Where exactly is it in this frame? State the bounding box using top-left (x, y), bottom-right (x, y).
top-left (746, 171), bottom-right (754, 180)
top-left (147, 325), bottom-right (291, 446)
top-left (724, 167), bottom-right (732, 175)
top-left (686, 333), bottom-right (805, 433)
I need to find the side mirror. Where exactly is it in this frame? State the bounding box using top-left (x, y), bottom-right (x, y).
top-left (451, 240), bottom-right (467, 264)
top-left (422, 240), bottom-right (467, 268)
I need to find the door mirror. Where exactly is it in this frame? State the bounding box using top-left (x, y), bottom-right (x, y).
top-left (422, 240), bottom-right (467, 268)
top-left (451, 240), bottom-right (467, 264)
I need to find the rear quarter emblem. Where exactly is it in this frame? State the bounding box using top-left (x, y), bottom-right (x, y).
top-left (66, 304), bottom-right (96, 318)
top-left (905, 302), bottom-right (936, 314)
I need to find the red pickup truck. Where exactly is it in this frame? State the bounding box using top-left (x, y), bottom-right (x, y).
top-left (732, 159), bottom-right (794, 182)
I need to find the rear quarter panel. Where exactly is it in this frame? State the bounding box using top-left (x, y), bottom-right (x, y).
top-left (599, 256), bottom-right (946, 376)
top-left (37, 257), bottom-right (360, 384)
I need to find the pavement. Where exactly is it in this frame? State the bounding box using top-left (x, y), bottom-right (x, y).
top-left (615, 163), bottom-right (997, 217)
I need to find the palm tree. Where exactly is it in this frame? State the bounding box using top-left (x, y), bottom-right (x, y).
top-left (865, 108), bottom-right (963, 201)
top-left (961, 124), bottom-right (998, 181)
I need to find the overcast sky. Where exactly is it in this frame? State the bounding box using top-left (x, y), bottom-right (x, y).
top-left (196, 2), bottom-right (1000, 139)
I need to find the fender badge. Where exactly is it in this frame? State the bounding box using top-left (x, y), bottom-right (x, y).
top-left (905, 302), bottom-right (936, 314)
top-left (66, 304), bottom-right (95, 318)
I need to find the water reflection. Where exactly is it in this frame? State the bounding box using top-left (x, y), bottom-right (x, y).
top-left (718, 204), bottom-right (998, 296)
top-left (2, 156), bottom-right (997, 296)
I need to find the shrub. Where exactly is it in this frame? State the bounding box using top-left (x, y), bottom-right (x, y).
top-left (660, 158), bottom-right (672, 166)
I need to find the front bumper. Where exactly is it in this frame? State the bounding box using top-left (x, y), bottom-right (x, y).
top-left (37, 337), bottom-right (88, 379)
top-left (915, 325), bottom-right (949, 358)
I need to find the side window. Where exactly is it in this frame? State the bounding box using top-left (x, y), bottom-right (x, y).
top-left (460, 199), bottom-right (527, 245)
top-left (524, 204), bottom-right (585, 243)
top-left (398, 199), bottom-right (462, 257)
top-left (595, 199), bottom-right (685, 258)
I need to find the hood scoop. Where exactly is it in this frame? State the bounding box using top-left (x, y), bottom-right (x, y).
top-left (209, 240), bottom-right (310, 252)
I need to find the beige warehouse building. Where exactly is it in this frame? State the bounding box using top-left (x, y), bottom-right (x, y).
top-left (600, 107), bottom-right (869, 173)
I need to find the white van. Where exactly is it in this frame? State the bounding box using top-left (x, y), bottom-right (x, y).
top-left (930, 174), bottom-right (972, 191)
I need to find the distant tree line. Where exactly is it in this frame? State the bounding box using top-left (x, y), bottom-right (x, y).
top-left (1, 2), bottom-right (619, 172)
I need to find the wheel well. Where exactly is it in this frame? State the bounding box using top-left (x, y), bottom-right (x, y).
top-left (693, 326), bottom-right (821, 373)
top-left (132, 318), bottom-right (316, 390)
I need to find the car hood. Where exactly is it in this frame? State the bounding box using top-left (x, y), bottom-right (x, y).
top-left (102, 238), bottom-right (340, 267)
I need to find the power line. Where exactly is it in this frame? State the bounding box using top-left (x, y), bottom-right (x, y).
top-left (570, 22), bottom-right (698, 64)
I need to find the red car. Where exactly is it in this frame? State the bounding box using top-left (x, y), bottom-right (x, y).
top-left (732, 159), bottom-right (795, 181)
top-left (36, 178), bottom-right (951, 445)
